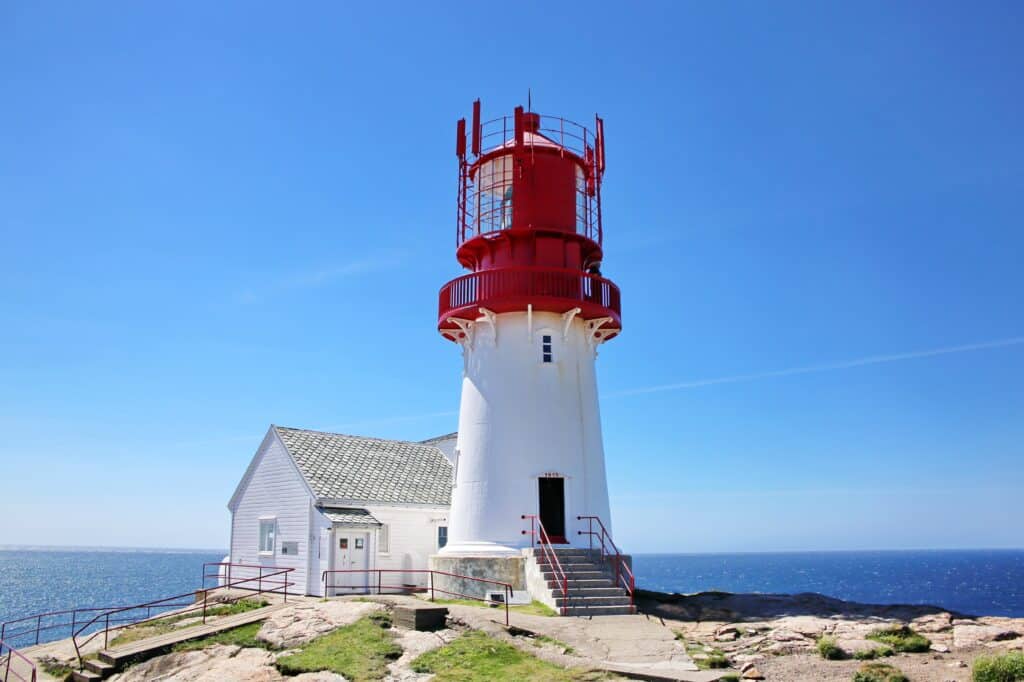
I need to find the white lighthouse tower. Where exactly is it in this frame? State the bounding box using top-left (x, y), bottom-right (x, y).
top-left (435, 101), bottom-right (622, 563)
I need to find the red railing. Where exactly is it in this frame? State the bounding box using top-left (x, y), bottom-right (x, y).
top-left (521, 514), bottom-right (569, 613)
top-left (321, 569), bottom-right (512, 626)
top-left (578, 515), bottom-right (635, 606)
top-left (457, 112), bottom-right (604, 246)
top-left (1, 606), bottom-right (117, 655)
top-left (438, 266), bottom-right (621, 327)
top-left (0, 638), bottom-right (36, 682)
top-left (71, 565), bottom-right (293, 668)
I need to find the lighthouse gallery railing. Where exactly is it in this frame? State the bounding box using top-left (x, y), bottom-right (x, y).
top-left (439, 267), bottom-right (621, 325)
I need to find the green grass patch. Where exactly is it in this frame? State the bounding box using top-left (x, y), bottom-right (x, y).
top-left (410, 630), bottom-right (610, 681)
top-left (853, 662), bottom-right (909, 682)
top-left (430, 598), bottom-right (558, 617)
top-left (275, 613), bottom-right (401, 681)
top-left (972, 651), bottom-right (1024, 682)
top-left (865, 625), bottom-right (931, 653)
top-left (172, 622), bottom-right (268, 652)
top-left (719, 676), bottom-right (741, 682)
top-left (109, 599), bottom-right (268, 647)
top-left (817, 635), bottom-right (847, 660)
top-left (853, 645), bottom-right (894, 660)
top-left (38, 656), bottom-right (74, 680)
top-left (680, 641), bottom-right (729, 670)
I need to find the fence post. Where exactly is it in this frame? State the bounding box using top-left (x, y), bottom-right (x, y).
top-left (505, 586), bottom-right (510, 626)
top-left (429, 572), bottom-right (435, 602)
top-left (71, 610), bottom-right (77, 640)
top-left (284, 572), bottom-right (289, 603)
top-left (5, 646), bottom-right (12, 680)
top-left (104, 613), bottom-right (110, 649)
top-left (35, 614), bottom-right (41, 645)
top-left (258, 570), bottom-right (262, 595)
top-left (202, 590), bottom-right (208, 624)
top-left (377, 570), bottom-right (382, 596)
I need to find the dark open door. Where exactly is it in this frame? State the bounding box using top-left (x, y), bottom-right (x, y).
top-left (538, 477), bottom-right (567, 543)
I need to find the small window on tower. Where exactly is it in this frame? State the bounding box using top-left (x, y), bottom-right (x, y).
top-left (542, 335), bottom-right (553, 363)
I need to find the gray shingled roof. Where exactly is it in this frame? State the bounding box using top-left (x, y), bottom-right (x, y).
top-left (275, 426), bottom-right (452, 506)
top-left (318, 507), bottom-right (382, 525)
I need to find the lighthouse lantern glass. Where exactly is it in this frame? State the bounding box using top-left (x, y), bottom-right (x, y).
top-left (476, 155), bottom-right (514, 232)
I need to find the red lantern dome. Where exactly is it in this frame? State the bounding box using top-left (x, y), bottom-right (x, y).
top-left (439, 100), bottom-right (621, 342)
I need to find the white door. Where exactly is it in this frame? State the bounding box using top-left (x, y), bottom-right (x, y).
top-left (331, 530), bottom-right (370, 595)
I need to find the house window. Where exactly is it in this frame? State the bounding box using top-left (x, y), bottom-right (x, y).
top-left (258, 519), bottom-right (276, 554)
top-left (437, 526), bottom-right (448, 550)
top-left (542, 335), bottom-right (553, 363)
top-left (378, 524), bottom-right (390, 554)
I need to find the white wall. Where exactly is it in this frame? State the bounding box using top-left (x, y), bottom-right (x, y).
top-left (442, 311), bottom-right (613, 556)
top-left (229, 432), bottom-right (314, 596)
top-left (314, 504), bottom-right (448, 595)
top-left (367, 504), bottom-right (449, 586)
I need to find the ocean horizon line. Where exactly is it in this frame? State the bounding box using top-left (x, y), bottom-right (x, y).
top-left (2, 544), bottom-right (1022, 555)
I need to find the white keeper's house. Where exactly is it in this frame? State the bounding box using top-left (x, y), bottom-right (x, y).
top-left (227, 425), bottom-right (456, 597)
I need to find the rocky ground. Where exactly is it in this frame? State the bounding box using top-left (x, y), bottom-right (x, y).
top-left (104, 600), bottom-right (462, 682)
top-left (25, 591), bottom-right (1024, 681)
top-left (640, 590), bottom-right (1024, 681)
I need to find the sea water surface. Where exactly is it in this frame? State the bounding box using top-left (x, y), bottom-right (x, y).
top-left (0, 548), bottom-right (224, 647)
top-left (632, 550), bottom-right (1024, 618)
top-left (2, 548), bottom-right (1023, 647)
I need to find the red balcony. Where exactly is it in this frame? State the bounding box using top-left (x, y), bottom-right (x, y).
top-left (438, 267), bottom-right (621, 337)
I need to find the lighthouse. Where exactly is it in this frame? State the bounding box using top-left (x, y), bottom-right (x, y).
top-left (434, 101), bottom-right (622, 563)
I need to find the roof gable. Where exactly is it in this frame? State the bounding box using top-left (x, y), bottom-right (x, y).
top-left (274, 426), bottom-right (452, 506)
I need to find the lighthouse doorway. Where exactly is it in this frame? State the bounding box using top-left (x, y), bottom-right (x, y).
top-left (538, 477), bottom-right (567, 543)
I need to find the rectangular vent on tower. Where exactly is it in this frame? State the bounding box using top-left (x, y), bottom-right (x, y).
top-left (542, 335), bottom-right (553, 363)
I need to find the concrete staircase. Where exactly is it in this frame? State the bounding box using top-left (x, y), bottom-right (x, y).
top-left (526, 547), bottom-right (635, 616)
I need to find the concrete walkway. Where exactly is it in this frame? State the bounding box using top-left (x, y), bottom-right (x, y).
top-left (370, 595), bottom-right (732, 682)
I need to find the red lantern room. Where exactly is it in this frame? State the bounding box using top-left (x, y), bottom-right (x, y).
top-left (439, 100), bottom-right (621, 342)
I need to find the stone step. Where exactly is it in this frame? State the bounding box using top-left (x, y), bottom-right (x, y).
top-left (84, 658), bottom-right (116, 676)
top-left (552, 593), bottom-right (630, 602)
top-left (562, 587), bottom-right (628, 597)
top-left (71, 671), bottom-right (103, 682)
top-left (540, 569), bottom-right (610, 580)
top-left (561, 604), bottom-right (637, 616)
top-left (532, 557), bottom-right (602, 569)
top-left (545, 578), bottom-right (613, 589)
top-left (526, 547), bottom-right (594, 556)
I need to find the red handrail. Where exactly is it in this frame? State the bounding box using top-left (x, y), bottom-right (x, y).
top-left (71, 565), bottom-right (294, 668)
top-left (320, 569), bottom-right (512, 626)
top-left (577, 515), bottom-right (635, 606)
top-left (438, 266), bottom-right (621, 329)
top-left (0, 637), bottom-right (37, 682)
top-left (521, 514), bottom-right (570, 614)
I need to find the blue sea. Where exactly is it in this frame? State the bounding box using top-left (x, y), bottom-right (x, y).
top-left (1, 548), bottom-right (1022, 647)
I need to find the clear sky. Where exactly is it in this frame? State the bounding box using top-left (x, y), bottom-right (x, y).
top-left (2, 1), bottom-right (1022, 553)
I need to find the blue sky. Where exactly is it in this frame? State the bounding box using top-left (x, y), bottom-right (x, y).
top-left (2, 1), bottom-right (1022, 552)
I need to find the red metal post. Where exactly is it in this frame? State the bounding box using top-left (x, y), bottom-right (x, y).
top-left (471, 99), bottom-right (481, 156)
